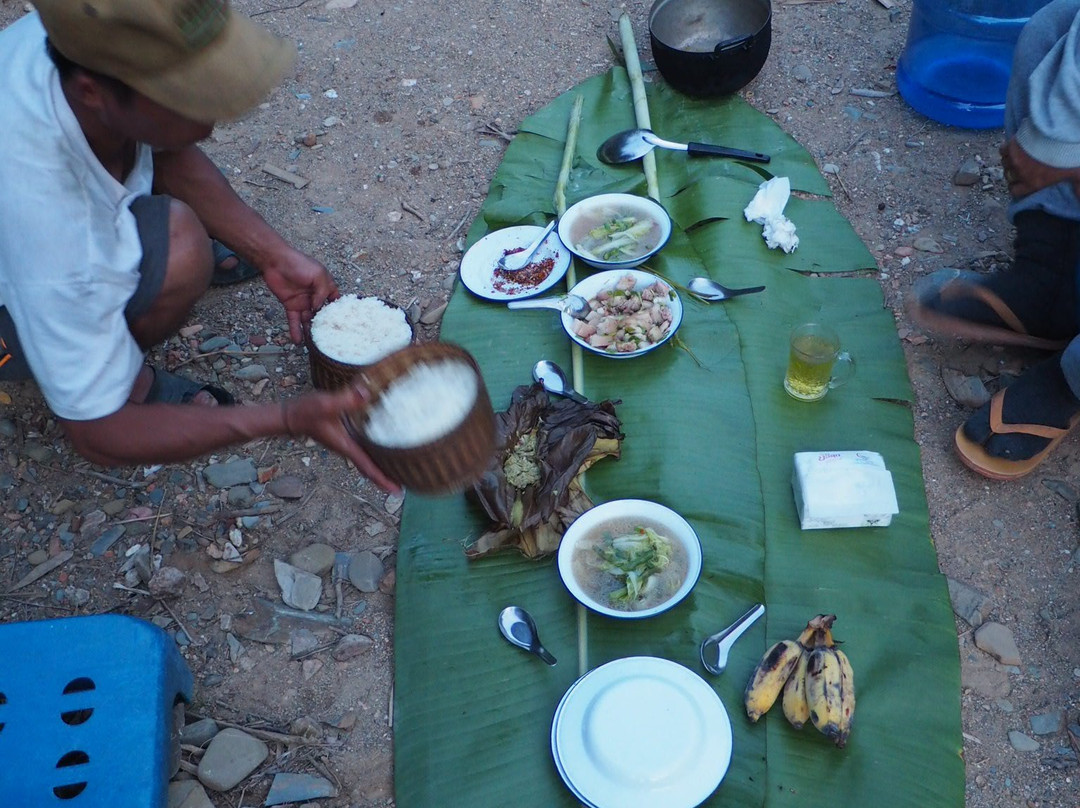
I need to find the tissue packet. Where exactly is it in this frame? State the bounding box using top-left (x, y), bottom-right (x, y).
top-left (791, 450), bottom-right (899, 530)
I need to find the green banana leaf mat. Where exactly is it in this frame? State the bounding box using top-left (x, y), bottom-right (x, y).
top-left (393, 68), bottom-right (964, 807)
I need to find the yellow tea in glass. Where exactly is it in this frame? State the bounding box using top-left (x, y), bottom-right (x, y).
top-left (784, 323), bottom-right (853, 401)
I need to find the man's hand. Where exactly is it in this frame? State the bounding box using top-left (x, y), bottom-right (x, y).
top-left (260, 246), bottom-right (340, 344)
top-left (281, 383), bottom-right (401, 492)
top-left (1000, 138), bottom-right (1080, 199)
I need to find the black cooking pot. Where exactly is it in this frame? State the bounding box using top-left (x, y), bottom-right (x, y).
top-left (649, 0), bottom-right (772, 97)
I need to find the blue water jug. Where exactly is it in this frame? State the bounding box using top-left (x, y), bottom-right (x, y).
top-left (896, 0), bottom-right (1055, 129)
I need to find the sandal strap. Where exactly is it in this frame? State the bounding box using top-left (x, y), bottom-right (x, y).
top-left (989, 390), bottom-right (1068, 439)
top-left (941, 281), bottom-right (1029, 336)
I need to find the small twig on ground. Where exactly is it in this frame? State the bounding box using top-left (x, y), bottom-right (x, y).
top-left (401, 200), bottom-right (426, 222)
top-left (157, 597), bottom-right (203, 647)
top-left (242, 179), bottom-right (279, 191)
top-left (277, 486), bottom-right (320, 526)
top-left (844, 130), bottom-right (869, 153)
top-left (313, 757), bottom-right (342, 793)
top-left (213, 504), bottom-right (282, 522)
top-left (849, 87), bottom-right (896, 98)
top-left (251, 0), bottom-right (313, 17)
top-left (478, 121), bottom-right (515, 142)
top-left (190, 713), bottom-right (335, 747)
top-left (0, 593), bottom-right (74, 612)
top-left (177, 759), bottom-right (199, 776)
top-left (171, 348), bottom-right (264, 369)
top-left (56, 465), bottom-right (148, 489)
top-left (448, 210), bottom-right (471, 239)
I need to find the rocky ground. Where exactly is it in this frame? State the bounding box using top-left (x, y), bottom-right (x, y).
top-left (2, 0), bottom-right (1079, 806)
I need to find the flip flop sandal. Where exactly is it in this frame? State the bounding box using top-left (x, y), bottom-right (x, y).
top-left (144, 365), bottom-right (235, 406)
top-left (953, 388), bottom-right (1080, 480)
top-left (908, 269), bottom-right (1069, 351)
top-left (210, 241), bottom-right (260, 287)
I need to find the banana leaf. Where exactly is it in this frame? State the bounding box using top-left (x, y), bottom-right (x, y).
top-left (393, 67), bottom-right (963, 807)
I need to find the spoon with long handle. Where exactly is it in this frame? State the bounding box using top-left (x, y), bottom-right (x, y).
top-left (498, 606), bottom-right (557, 665)
top-left (507, 293), bottom-right (590, 320)
top-left (687, 276), bottom-right (766, 301)
top-left (700, 603), bottom-right (766, 675)
top-left (496, 220), bottom-right (557, 272)
top-left (533, 359), bottom-right (589, 404)
top-left (598, 128), bottom-right (771, 165)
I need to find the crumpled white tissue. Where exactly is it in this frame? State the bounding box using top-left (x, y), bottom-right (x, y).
top-left (743, 176), bottom-right (799, 253)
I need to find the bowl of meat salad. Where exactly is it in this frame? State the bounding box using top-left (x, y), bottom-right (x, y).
top-left (558, 193), bottom-right (672, 269)
top-left (563, 269), bottom-right (683, 358)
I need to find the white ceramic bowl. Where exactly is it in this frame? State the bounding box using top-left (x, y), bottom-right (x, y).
top-left (561, 269), bottom-right (684, 359)
top-left (557, 499), bottom-right (702, 619)
top-left (557, 193), bottom-right (672, 269)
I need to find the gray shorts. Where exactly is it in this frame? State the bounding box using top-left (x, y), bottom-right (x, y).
top-left (0, 195), bottom-right (170, 381)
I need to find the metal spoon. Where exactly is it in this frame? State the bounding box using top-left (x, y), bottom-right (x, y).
top-left (533, 359), bottom-right (589, 404)
top-left (496, 220), bottom-right (557, 272)
top-left (506, 293), bottom-right (591, 320)
top-left (687, 276), bottom-right (766, 301)
top-left (700, 603), bottom-right (765, 675)
top-left (498, 606), bottom-right (557, 666)
top-left (598, 128), bottom-right (771, 165)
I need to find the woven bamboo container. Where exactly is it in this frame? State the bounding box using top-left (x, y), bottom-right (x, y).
top-left (344, 342), bottom-right (496, 494)
top-left (304, 299), bottom-right (414, 390)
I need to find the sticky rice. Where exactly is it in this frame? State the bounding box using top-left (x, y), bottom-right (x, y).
top-left (310, 295), bottom-right (412, 365)
top-left (364, 359), bottom-right (478, 448)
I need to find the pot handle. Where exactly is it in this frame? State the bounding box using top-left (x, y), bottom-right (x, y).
top-left (713, 34), bottom-right (755, 54)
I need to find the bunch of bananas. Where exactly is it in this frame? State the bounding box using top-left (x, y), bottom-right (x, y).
top-left (743, 613), bottom-right (855, 748)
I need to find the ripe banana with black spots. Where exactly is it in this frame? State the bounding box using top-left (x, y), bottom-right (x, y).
top-left (781, 646), bottom-right (811, 729)
top-left (805, 645), bottom-right (855, 747)
top-left (743, 639), bottom-right (804, 722)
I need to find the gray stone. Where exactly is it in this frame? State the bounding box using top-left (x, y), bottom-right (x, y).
top-left (941, 368), bottom-right (990, 410)
top-left (148, 566), bottom-right (187, 599)
top-left (266, 475), bottom-right (305, 500)
top-left (227, 633), bottom-right (244, 663)
top-left (196, 728), bottom-right (269, 791)
top-left (290, 628), bottom-right (321, 658)
top-left (289, 543), bottom-right (336, 575)
top-left (974, 622), bottom-right (1021, 665)
top-left (348, 551), bottom-right (384, 592)
top-left (1008, 730), bottom-right (1040, 752)
top-left (1031, 710), bottom-right (1066, 735)
top-left (946, 577), bottom-right (991, 627)
top-left (168, 780), bottom-right (215, 808)
top-left (26, 549), bottom-right (48, 566)
top-left (23, 442), bottom-right (54, 463)
top-left (0, 418), bottom-right (16, 438)
top-left (274, 559), bottom-right (323, 611)
top-left (226, 485), bottom-right (256, 507)
top-left (178, 717), bottom-right (220, 748)
top-left (953, 158), bottom-right (981, 186)
top-left (203, 459), bottom-right (258, 489)
top-left (233, 364), bottom-right (269, 381)
top-left (331, 633), bottom-right (374, 661)
top-left (89, 525), bottom-right (127, 557)
top-left (198, 335), bottom-right (234, 352)
top-left (264, 772), bottom-right (337, 805)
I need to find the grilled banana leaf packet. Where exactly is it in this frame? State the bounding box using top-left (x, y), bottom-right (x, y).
top-left (466, 383), bottom-right (623, 559)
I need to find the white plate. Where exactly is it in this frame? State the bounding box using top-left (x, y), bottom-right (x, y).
top-left (458, 225), bottom-right (570, 301)
top-left (561, 269), bottom-right (683, 359)
top-left (551, 674), bottom-right (600, 808)
top-left (552, 657), bottom-right (732, 808)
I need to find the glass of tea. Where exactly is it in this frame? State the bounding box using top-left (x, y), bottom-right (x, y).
top-left (783, 323), bottom-right (855, 401)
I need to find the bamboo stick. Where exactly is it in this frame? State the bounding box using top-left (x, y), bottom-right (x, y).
top-left (553, 95), bottom-right (587, 396)
top-left (618, 14), bottom-right (659, 201)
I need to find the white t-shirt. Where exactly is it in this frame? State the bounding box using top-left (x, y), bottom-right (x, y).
top-left (0, 12), bottom-right (154, 420)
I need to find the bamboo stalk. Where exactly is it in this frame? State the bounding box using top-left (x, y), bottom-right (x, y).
top-left (553, 94), bottom-right (587, 396)
top-left (619, 14), bottom-right (659, 201)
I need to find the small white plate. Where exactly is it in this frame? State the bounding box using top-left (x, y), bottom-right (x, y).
top-left (459, 225), bottom-right (570, 301)
top-left (551, 657), bottom-right (732, 808)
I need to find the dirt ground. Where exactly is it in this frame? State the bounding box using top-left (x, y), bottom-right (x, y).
top-left (2, 0), bottom-right (1079, 805)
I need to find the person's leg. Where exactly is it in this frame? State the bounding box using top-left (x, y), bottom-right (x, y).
top-left (908, 210), bottom-right (1080, 347)
top-left (0, 306), bottom-right (32, 382)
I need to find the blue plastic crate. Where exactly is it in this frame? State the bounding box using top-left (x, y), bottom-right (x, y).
top-left (0, 614), bottom-right (193, 807)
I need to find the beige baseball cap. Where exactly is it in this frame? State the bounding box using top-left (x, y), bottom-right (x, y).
top-left (34, 0), bottom-right (296, 123)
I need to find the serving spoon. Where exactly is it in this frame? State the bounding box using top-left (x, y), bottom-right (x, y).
top-left (496, 220), bottom-right (557, 272)
top-left (533, 359), bottom-right (589, 404)
top-left (700, 603), bottom-right (765, 675)
top-left (506, 293), bottom-right (591, 320)
top-left (498, 606), bottom-right (557, 666)
top-left (598, 128), bottom-right (771, 165)
top-left (687, 276), bottom-right (766, 301)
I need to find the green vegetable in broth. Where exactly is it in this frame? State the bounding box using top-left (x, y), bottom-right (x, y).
top-left (595, 526), bottom-right (673, 603)
top-left (575, 214), bottom-right (658, 262)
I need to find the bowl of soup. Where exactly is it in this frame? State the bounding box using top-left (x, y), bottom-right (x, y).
top-left (557, 499), bottom-right (702, 619)
top-left (558, 193), bottom-right (672, 269)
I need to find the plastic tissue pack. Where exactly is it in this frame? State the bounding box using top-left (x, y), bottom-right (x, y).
top-left (791, 451), bottom-right (899, 530)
